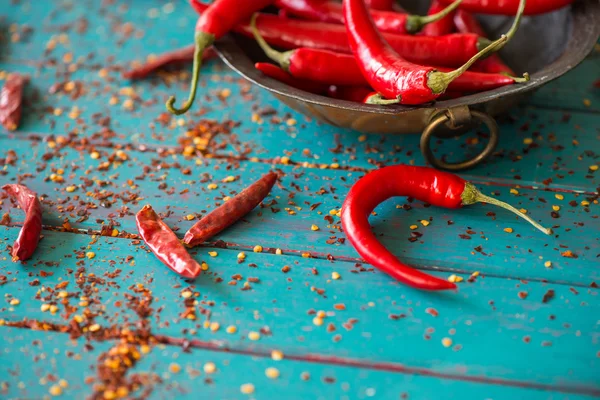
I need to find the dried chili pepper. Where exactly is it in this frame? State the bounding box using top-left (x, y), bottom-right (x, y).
top-left (343, 0), bottom-right (526, 105)
top-left (440, 0), bottom-right (574, 15)
top-left (191, 0), bottom-right (491, 68)
top-left (0, 73), bottom-right (26, 131)
top-left (2, 184), bottom-right (42, 262)
top-left (274, 0), bottom-right (463, 34)
top-left (454, 10), bottom-right (515, 75)
top-left (252, 19), bottom-right (529, 93)
top-left (421, 0), bottom-right (456, 36)
top-left (255, 63), bottom-right (328, 94)
top-left (341, 165), bottom-right (552, 291)
top-left (123, 46), bottom-right (216, 80)
top-left (167, 0), bottom-right (273, 115)
top-left (136, 205), bottom-right (201, 278)
top-left (184, 172), bottom-right (278, 247)
top-left (328, 86), bottom-right (374, 103)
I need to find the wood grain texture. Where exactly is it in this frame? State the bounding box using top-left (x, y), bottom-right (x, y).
top-left (1, 1), bottom-right (599, 399)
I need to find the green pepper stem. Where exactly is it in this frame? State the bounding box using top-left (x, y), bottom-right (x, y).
top-left (166, 31), bottom-right (215, 115)
top-left (461, 182), bottom-right (553, 236)
top-left (405, 0), bottom-right (464, 34)
top-left (427, 0), bottom-right (527, 94)
top-left (504, 72), bottom-right (530, 83)
top-left (250, 14), bottom-right (292, 71)
top-left (364, 93), bottom-right (401, 105)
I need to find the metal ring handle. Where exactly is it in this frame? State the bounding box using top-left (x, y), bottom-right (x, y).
top-left (420, 110), bottom-right (499, 171)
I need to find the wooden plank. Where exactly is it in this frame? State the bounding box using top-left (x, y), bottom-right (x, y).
top-left (132, 341), bottom-right (599, 400)
top-left (1, 141), bottom-right (598, 285)
top-left (1, 227), bottom-right (598, 394)
top-left (0, 327), bottom-right (114, 399)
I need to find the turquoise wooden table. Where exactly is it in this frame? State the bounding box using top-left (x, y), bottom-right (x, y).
top-left (1, 1), bottom-right (599, 399)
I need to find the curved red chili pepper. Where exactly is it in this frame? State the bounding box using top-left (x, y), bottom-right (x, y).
top-left (365, 0), bottom-right (396, 11)
top-left (328, 86), bottom-right (374, 103)
top-left (136, 205), bottom-right (201, 279)
top-left (255, 63), bottom-right (328, 94)
top-left (421, 0), bottom-right (456, 36)
top-left (274, 0), bottom-right (463, 35)
top-left (343, 0), bottom-right (526, 105)
top-left (341, 165), bottom-right (551, 291)
top-left (3, 184), bottom-right (42, 262)
top-left (190, 0), bottom-right (491, 68)
top-left (453, 11), bottom-right (515, 75)
top-left (251, 19), bottom-right (529, 93)
top-left (0, 73), bottom-right (26, 131)
top-left (439, 0), bottom-right (574, 15)
top-left (123, 46), bottom-right (216, 80)
top-left (184, 172), bottom-right (278, 247)
top-left (166, 0), bottom-right (274, 115)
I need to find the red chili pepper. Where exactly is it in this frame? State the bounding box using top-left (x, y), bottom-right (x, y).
top-left (166, 0), bottom-right (273, 115)
top-left (3, 184), bottom-right (42, 262)
top-left (328, 86), bottom-right (374, 103)
top-left (343, 0), bottom-right (525, 105)
top-left (255, 63), bottom-right (328, 94)
top-left (184, 172), bottom-right (278, 247)
top-left (365, 0), bottom-right (396, 11)
top-left (439, 0), bottom-right (574, 15)
top-left (0, 73), bottom-right (26, 131)
top-left (136, 205), bottom-right (201, 279)
top-left (274, 0), bottom-right (463, 35)
top-left (421, 0), bottom-right (456, 36)
top-left (190, 0), bottom-right (491, 68)
top-left (252, 19), bottom-right (529, 93)
top-left (123, 46), bottom-right (216, 80)
top-left (454, 11), bottom-right (515, 75)
top-left (341, 165), bottom-right (551, 291)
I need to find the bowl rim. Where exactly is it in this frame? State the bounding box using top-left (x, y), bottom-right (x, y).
top-left (215, 0), bottom-right (600, 116)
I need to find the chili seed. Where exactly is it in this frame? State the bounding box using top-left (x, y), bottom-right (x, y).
top-left (248, 331), bottom-right (261, 341)
top-left (265, 367), bottom-right (280, 379)
top-left (447, 275), bottom-right (463, 283)
top-left (237, 252), bottom-right (246, 260)
top-left (181, 290), bottom-right (192, 299)
top-left (240, 383), bottom-right (255, 395)
top-left (420, 220), bottom-right (430, 227)
top-left (41, 304), bottom-right (50, 312)
top-left (253, 245), bottom-right (263, 253)
top-left (589, 165), bottom-right (598, 171)
top-left (311, 225), bottom-right (319, 231)
top-left (552, 205), bottom-right (560, 211)
top-left (331, 272), bottom-right (341, 280)
top-left (581, 201), bottom-right (590, 206)
top-left (555, 194), bottom-right (564, 200)
top-left (201, 262), bottom-right (209, 271)
top-left (504, 228), bottom-right (513, 233)
top-left (86, 252), bottom-right (95, 259)
top-left (442, 338), bottom-right (453, 347)
top-left (275, 248), bottom-right (282, 255)
top-left (169, 363), bottom-right (181, 373)
top-left (49, 385), bottom-right (62, 396)
top-left (9, 299), bottom-right (19, 306)
top-left (510, 188), bottom-right (519, 195)
top-left (226, 325), bottom-right (237, 334)
top-left (185, 214), bottom-right (195, 221)
top-left (544, 261), bottom-right (552, 268)
top-left (210, 322), bottom-right (220, 332)
top-left (203, 362), bottom-right (216, 374)
top-left (409, 225), bottom-right (418, 230)
top-left (271, 350), bottom-right (284, 361)
top-left (88, 324), bottom-right (100, 332)
top-left (313, 317), bottom-right (324, 326)
top-left (208, 251), bottom-right (218, 257)
top-left (207, 183), bottom-right (218, 190)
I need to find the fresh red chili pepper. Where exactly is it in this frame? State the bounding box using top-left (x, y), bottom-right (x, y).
top-left (439, 0), bottom-right (574, 15)
top-left (453, 11), bottom-right (515, 75)
top-left (2, 184), bottom-right (42, 262)
top-left (328, 86), bottom-right (374, 103)
top-left (0, 73), bottom-right (26, 131)
top-left (255, 63), bottom-right (328, 94)
top-left (421, 0), bottom-right (456, 36)
top-left (190, 0), bottom-right (491, 68)
top-left (166, 0), bottom-right (273, 115)
top-left (343, 0), bottom-right (525, 105)
top-left (365, 0), bottom-right (395, 11)
top-left (341, 165), bottom-right (551, 291)
top-left (184, 172), bottom-right (278, 247)
top-left (136, 205), bottom-right (201, 279)
top-left (123, 46), bottom-right (216, 80)
top-left (274, 0), bottom-right (463, 35)
top-left (252, 19), bottom-right (529, 94)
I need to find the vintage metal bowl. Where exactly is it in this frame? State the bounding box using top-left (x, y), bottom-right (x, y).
top-left (214, 1), bottom-right (600, 170)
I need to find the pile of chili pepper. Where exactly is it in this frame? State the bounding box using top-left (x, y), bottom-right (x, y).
top-left (341, 165), bottom-right (552, 291)
top-left (136, 173), bottom-right (277, 279)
